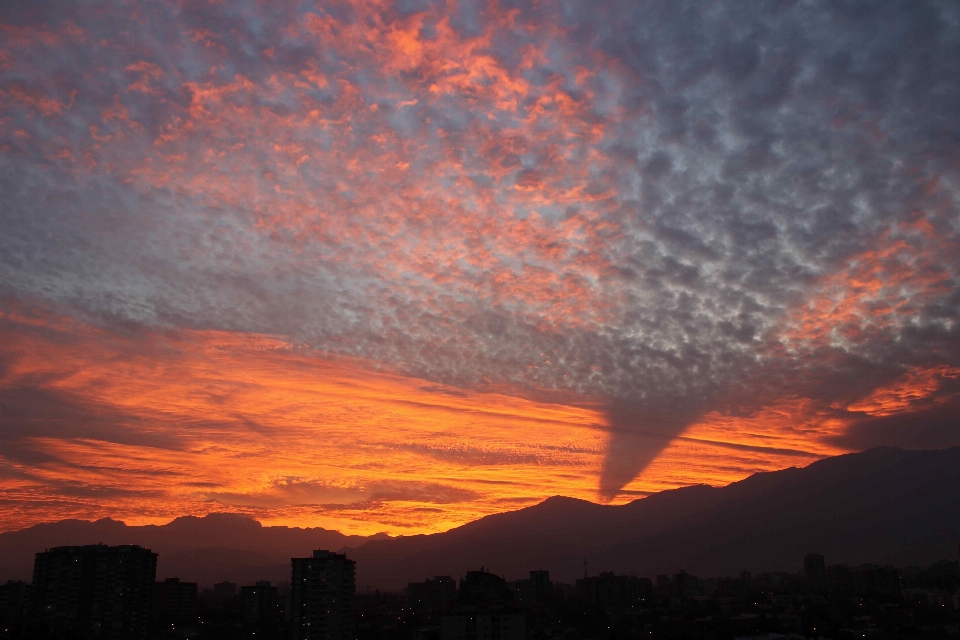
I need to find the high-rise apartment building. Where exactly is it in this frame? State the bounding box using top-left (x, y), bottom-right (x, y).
top-left (290, 550), bottom-right (356, 640)
top-left (0, 580), bottom-right (31, 636)
top-left (458, 570), bottom-right (514, 608)
top-left (529, 570), bottom-right (552, 605)
top-left (154, 577), bottom-right (198, 624)
top-left (241, 580), bottom-right (279, 632)
top-left (804, 553), bottom-right (827, 593)
top-left (31, 544), bottom-right (157, 640)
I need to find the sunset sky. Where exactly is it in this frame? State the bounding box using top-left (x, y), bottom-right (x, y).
top-left (2, 1), bottom-right (959, 536)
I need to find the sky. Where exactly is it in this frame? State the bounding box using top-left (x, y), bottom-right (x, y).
top-left (1, 0), bottom-right (959, 536)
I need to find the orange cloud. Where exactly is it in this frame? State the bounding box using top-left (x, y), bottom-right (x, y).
top-left (625, 368), bottom-right (960, 496)
top-left (620, 397), bottom-right (849, 496)
top-left (846, 365), bottom-right (960, 417)
top-left (3, 302), bottom-right (957, 534)
top-left (0, 306), bottom-right (611, 534)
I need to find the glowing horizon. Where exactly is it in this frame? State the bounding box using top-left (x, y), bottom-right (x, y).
top-left (2, 303), bottom-right (952, 535)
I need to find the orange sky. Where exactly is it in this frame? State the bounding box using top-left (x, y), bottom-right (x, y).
top-left (4, 304), bottom-right (952, 536)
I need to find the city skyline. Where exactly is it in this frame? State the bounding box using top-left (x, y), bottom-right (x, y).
top-left (8, 541), bottom-right (959, 639)
top-left (2, 0), bottom-right (960, 536)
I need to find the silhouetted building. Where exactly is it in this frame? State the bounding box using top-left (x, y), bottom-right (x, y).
top-left (241, 580), bottom-right (278, 631)
top-left (756, 571), bottom-right (800, 593)
top-left (214, 580), bottom-right (237, 603)
top-left (458, 570), bottom-right (514, 609)
top-left (441, 570), bottom-right (522, 639)
top-left (529, 570), bottom-right (552, 604)
top-left (919, 559), bottom-right (960, 592)
top-left (673, 570), bottom-right (700, 597)
top-left (31, 544), bottom-right (156, 640)
top-left (576, 572), bottom-right (652, 610)
top-left (0, 580), bottom-right (30, 636)
top-left (408, 576), bottom-right (457, 612)
top-left (551, 581), bottom-right (575, 602)
top-left (440, 612), bottom-right (525, 640)
top-left (827, 564), bottom-right (900, 595)
top-left (804, 553), bottom-right (827, 593)
top-left (290, 550), bottom-right (355, 640)
top-left (509, 570), bottom-right (553, 608)
top-left (655, 574), bottom-right (673, 597)
top-left (154, 577), bottom-right (197, 623)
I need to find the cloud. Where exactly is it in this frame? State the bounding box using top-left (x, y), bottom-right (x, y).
top-left (1, 0), bottom-right (959, 522)
top-left (831, 398), bottom-right (960, 451)
top-left (0, 305), bottom-right (608, 533)
top-left (207, 478), bottom-right (480, 509)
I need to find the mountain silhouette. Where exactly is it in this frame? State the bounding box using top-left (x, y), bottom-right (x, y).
top-left (0, 512), bottom-right (383, 586)
top-left (2, 447), bottom-right (958, 589)
top-left (343, 446), bottom-right (960, 588)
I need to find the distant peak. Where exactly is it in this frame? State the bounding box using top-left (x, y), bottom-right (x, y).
top-left (806, 446), bottom-right (907, 469)
top-left (860, 445), bottom-right (906, 454)
top-left (536, 495), bottom-right (600, 509)
top-left (167, 512), bottom-right (262, 528)
top-left (204, 512), bottom-right (261, 524)
top-left (93, 517), bottom-right (127, 526)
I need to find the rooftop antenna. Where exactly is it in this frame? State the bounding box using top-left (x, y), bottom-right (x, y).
top-left (583, 559), bottom-right (588, 579)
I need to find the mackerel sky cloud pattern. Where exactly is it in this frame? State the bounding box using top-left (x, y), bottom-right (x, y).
top-left (1, 0), bottom-right (959, 532)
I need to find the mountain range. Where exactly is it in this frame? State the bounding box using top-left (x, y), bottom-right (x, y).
top-left (2, 447), bottom-right (958, 589)
top-left (0, 511), bottom-right (382, 586)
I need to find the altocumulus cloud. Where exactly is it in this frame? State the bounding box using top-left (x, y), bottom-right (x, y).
top-left (1, 0), bottom-right (959, 515)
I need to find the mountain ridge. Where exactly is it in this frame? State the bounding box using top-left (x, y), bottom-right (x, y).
top-left (0, 511), bottom-right (382, 586)
top-left (341, 446), bottom-right (960, 588)
top-left (3, 447), bottom-right (958, 589)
